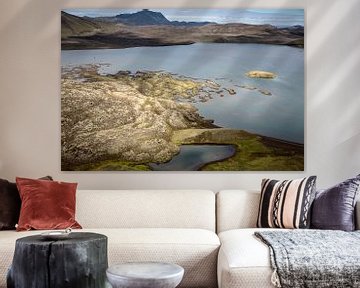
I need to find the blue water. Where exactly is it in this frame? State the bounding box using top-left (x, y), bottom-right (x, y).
top-left (62, 43), bottom-right (304, 144)
top-left (149, 145), bottom-right (236, 171)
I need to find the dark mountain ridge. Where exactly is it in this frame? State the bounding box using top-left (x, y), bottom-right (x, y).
top-left (94, 9), bottom-right (213, 26)
top-left (115, 9), bottom-right (171, 25)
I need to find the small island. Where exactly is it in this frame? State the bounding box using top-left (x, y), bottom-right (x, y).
top-left (245, 70), bottom-right (277, 79)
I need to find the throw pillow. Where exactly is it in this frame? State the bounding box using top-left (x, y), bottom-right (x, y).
top-left (0, 176), bottom-right (52, 230)
top-left (0, 179), bottom-right (20, 230)
top-left (311, 174), bottom-right (360, 231)
top-left (257, 176), bottom-right (317, 229)
top-left (16, 177), bottom-right (82, 231)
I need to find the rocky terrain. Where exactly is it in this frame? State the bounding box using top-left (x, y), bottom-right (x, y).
top-left (61, 11), bottom-right (304, 50)
top-left (61, 66), bottom-right (217, 170)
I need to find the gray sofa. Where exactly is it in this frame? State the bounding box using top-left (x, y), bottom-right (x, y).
top-left (0, 189), bottom-right (359, 288)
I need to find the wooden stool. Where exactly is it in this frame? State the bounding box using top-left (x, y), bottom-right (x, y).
top-left (7, 232), bottom-right (108, 288)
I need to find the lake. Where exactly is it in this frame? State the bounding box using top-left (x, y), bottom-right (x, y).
top-left (62, 43), bottom-right (304, 144)
top-left (149, 145), bottom-right (236, 171)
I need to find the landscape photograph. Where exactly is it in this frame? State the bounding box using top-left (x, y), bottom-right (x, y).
top-left (61, 8), bottom-right (304, 171)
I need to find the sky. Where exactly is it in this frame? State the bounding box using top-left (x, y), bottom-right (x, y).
top-left (63, 8), bottom-right (304, 27)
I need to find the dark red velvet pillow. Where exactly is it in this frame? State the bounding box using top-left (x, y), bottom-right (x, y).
top-left (0, 176), bottom-right (53, 230)
top-left (16, 177), bottom-right (82, 231)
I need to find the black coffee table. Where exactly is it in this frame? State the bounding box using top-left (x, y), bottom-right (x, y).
top-left (7, 232), bottom-right (108, 288)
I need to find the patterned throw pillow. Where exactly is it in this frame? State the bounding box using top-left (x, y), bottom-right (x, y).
top-left (257, 176), bottom-right (317, 229)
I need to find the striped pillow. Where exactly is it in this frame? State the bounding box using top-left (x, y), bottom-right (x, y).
top-left (257, 176), bottom-right (317, 229)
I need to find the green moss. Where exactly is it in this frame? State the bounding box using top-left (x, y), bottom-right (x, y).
top-left (70, 160), bottom-right (151, 171)
top-left (172, 128), bottom-right (304, 171)
top-left (201, 138), bottom-right (304, 171)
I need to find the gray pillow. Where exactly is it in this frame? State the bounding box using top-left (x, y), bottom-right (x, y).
top-left (311, 174), bottom-right (360, 231)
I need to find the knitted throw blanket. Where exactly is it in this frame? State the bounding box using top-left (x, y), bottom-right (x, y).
top-left (255, 230), bottom-right (360, 288)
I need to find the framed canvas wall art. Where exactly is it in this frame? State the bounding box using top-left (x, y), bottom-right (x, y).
top-left (61, 8), bottom-right (304, 171)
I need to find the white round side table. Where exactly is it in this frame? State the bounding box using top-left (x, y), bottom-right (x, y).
top-left (106, 262), bottom-right (184, 288)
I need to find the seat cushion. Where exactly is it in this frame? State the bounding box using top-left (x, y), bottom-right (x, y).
top-left (218, 228), bottom-right (281, 288)
top-left (0, 228), bottom-right (220, 288)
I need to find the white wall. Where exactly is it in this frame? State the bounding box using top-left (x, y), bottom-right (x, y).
top-left (0, 0), bottom-right (359, 190)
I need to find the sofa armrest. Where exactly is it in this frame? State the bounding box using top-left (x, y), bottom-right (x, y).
top-left (356, 200), bottom-right (360, 230)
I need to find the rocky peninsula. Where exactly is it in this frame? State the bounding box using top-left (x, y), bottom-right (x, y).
top-left (61, 66), bottom-right (218, 170)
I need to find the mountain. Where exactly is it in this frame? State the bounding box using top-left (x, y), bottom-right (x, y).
top-left (61, 11), bottom-right (102, 38)
top-left (95, 9), bottom-right (213, 26)
top-left (115, 9), bottom-right (171, 25)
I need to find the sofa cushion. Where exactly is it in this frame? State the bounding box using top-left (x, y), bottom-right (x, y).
top-left (311, 174), bottom-right (360, 231)
top-left (218, 228), bottom-right (279, 288)
top-left (16, 177), bottom-right (81, 231)
top-left (0, 228), bottom-right (219, 288)
top-left (216, 190), bottom-right (260, 233)
top-left (76, 190), bottom-right (216, 231)
top-left (257, 177), bottom-right (317, 229)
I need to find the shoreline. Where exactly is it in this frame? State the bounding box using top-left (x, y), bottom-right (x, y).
top-left (65, 129), bottom-right (304, 171)
top-left (61, 66), bottom-right (303, 171)
top-left (61, 40), bottom-right (304, 51)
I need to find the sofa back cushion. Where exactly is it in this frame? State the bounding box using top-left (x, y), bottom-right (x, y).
top-left (76, 190), bottom-right (216, 231)
top-left (217, 190), bottom-right (360, 233)
top-left (216, 190), bottom-right (260, 233)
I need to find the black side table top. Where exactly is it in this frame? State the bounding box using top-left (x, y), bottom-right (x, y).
top-left (16, 232), bottom-right (107, 244)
